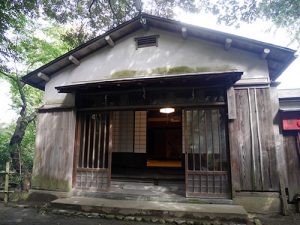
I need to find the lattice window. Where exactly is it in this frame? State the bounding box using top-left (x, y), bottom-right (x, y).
top-left (76, 112), bottom-right (111, 190)
top-left (184, 108), bottom-right (229, 197)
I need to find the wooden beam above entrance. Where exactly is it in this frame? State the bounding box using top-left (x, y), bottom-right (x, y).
top-left (56, 71), bottom-right (243, 93)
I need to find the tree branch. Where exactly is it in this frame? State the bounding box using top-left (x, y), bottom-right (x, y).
top-left (0, 70), bottom-right (18, 82)
top-left (25, 110), bottom-right (37, 124)
top-left (89, 0), bottom-right (97, 14)
top-left (0, 70), bottom-right (28, 117)
top-left (15, 78), bottom-right (27, 117)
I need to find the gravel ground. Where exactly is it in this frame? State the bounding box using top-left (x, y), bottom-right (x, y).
top-left (0, 203), bottom-right (154, 225)
top-left (255, 213), bottom-right (300, 225)
top-left (1, 202), bottom-right (300, 225)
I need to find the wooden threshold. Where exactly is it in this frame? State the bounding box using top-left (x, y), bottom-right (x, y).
top-left (147, 160), bottom-right (182, 168)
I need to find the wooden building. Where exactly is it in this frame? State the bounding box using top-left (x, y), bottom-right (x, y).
top-left (22, 14), bottom-right (298, 214)
top-left (278, 89), bottom-right (300, 207)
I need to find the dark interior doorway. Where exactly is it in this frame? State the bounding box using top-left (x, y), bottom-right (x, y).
top-left (147, 109), bottom-right (183, 167)
top-left (110, 109), bottom-right (185, 199)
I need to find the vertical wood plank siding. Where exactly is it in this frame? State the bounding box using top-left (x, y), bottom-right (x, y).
top-left (284, 135), bottom-right (300, 201)
top-left (32, 110), bottom-right (76, 192)
top-left (229, 88), bottom-right (279, 192)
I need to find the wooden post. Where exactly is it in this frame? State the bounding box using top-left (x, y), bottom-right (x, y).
top-left (270, 85), bottom-right (289, 215)
top-left (4, 161), bottom-right (10, 204)
top-left (227, 87), bottom-right (237, 119)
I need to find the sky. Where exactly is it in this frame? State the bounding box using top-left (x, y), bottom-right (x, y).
top-left (0, 80), bottom-right (17, 126)
top-left (174, 8), bottom-right (300, 89)
top-left (0, 9), bottom-right (299, 126)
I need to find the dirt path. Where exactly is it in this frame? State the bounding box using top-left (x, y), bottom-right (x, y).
top-left (0, 203), bottom-right (153, 225)
top-left (1, 202), bottom-right (300, 225)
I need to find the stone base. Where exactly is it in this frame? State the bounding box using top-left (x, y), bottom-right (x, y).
top-left (52, 196), bottom-right (249, 224)
top-left (29, 189), bottom-right (72, 198)
top-left (233, 192), bottom-right (281, 214)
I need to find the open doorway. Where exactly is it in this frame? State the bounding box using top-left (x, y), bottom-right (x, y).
top-left (147, 109), bottom-right (183, 168)
top-left (110, 109), bottom-right (185, 200)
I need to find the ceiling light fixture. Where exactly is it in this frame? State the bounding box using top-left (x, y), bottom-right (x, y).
top-left (159, 107), bottom-right (175, 114)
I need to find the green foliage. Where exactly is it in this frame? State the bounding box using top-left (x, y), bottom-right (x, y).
top-left (19, 121), bottom-right (36, 172)
top-left (0, 121), bottom-right (36, 173)
top-left (0, 0), bottom-right (38, 71)
top-left (0, 126), bottom-right (13, 171)
top-left (206, 0), bottom-right (300, 45)
top-left (0, 21), bottom-right (84, 175)
top-left (12, 22), bottom-right (73, 72)
top-left (39, 0), bottom-right (300, 45)
top-left (40, 0), bottom-right (199, 36)
top-left (8, 79), bottom-right (43, 114)
top-left (60, 24), bottom-right (94, 50)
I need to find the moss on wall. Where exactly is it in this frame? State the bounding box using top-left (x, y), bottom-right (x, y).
top-left (32, 175), bottom-right (72, 192)
top-left (111, 70), bottom-right (142, 79)
top-left (110, 65), bottom-right (236, 79)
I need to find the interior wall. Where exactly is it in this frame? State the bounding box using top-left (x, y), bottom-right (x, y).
top-left (112, 111), bottom-right (134, 153)
top-left (134, 111), bottom-right (147, 153)
top-left (111, 111), bottom-right (147, 169)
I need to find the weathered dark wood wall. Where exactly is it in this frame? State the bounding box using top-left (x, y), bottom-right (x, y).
top-left (229, 87), bottom-right (279, 192)
top-left (32, 110), bottom-right (76, 192)
top-left (284, 134), bottom-right (300, 201)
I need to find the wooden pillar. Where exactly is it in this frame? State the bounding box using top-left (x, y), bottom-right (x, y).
top-left (227, 87), bottom-right (240, 198)
top-left (270, 85), bottom-right (289, 215)
top-left (108, 112), bottom-right (113, 190)
top-left (4, 161), bottom-right (10, 204)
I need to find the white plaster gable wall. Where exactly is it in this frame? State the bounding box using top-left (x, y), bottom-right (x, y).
top-left (44, 28), bottom-right (269, 107)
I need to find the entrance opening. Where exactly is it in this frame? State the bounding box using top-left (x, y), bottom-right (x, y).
top-left (147, 109), bottom-right (182, 167)
top-left (110, 109), bottom-right (185, 200)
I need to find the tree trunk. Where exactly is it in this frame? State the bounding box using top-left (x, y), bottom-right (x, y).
top-left (0, 72), bottom-right (37, 172)
top-left (9, 116), bottom-right (29, 172)
top-left (9, 110), bottom-right (37, 172)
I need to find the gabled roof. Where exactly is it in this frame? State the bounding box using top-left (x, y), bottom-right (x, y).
top-left (22, 13), bottom-right (297, 90)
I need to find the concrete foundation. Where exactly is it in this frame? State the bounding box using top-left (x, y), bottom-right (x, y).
top-left (52, 197), bottom-right (249, 224)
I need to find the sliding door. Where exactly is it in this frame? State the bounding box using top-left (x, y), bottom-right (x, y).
top-left (183, 108), bottom-right (230, 198)
top-left (75, 112), bottom-right (112, 191)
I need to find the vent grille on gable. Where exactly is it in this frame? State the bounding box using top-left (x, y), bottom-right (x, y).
top-left (135, 35), bottom-right (159, 49)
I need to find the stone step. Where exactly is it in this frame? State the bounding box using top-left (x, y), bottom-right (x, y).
top-left (51, 197), bottom-right (249, 224)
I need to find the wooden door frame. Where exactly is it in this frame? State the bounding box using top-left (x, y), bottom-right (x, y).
top-left (183, 107), bottom-right (231, 198)
top-left (72, 111), bottom-right (113, 191)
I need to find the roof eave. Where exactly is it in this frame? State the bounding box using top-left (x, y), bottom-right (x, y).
top-left (22, 13), bottom-right (296, 90)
